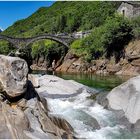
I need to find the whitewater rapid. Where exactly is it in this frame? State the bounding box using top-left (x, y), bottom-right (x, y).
top-left (47, 90), bottom-right (131, 139)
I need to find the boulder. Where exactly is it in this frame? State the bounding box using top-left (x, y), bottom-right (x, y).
top-left (0, 55), bottom-right (28, 97)
top-left (0, 101), bottom-right (30, 139)
top-left (107, 75), bottom-right (140, 131)
top-left (0, 92), bottom-right (74, 139)
top-left (96, 91), bottom-right (109, 108)
top-left (56, 58), bottom-right (77, 72)
top-left (37, 56), bottom-right (45, 66)
top-left (0, 55), bottom-right (75, 139)
top-left (30, 74), bottom-right (97, 99)
top-left (30, 64), bottom-right (47, 71)
top-left (116, 63), bottom-right (140, 76)
top-left (56, 52), bottom-right (78, 72)
top-left (56, 52), bottom-right (90, 73)
top-left (131, 59), bottom-right (140, 67)
top-left (106, 64), bottom-right (121, 74)
top-left (95, 60), bottom-right (106, 70)
top-left (28, 74), bottom-right (40, 88)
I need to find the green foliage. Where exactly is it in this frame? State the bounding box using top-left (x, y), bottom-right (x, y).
top-left (56, 15), bottom-right (67, 32)
top-left (132, 16), bottom-right (140, 27)
top-left (31, 40), bottom-right (68, 66)
top-left (71, 27), bottom-right (105, 61)
top-left (71, 39), bottom-right (85, 56)
top-left (0, 41), bottom-right (15, 54)
top-left (71, 15), bottom-right (133, 62)
top-left (31, 40), bottom-right (53, 59)
top-left (0, 1), bottom-right (134, 64)
top-left (131, 16), bottom-right (140, 39)
top-left (133, 27), bottom-right (140, 39)
top-left (102, 15), bottom-right (133, 60)
top-left (2, 1), bottom-right (120, 37)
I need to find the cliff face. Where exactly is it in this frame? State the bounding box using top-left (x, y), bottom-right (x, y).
top-left (56, 39), bottom-right (140, 76)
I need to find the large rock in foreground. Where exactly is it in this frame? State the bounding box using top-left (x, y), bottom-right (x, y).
top-left (0, 83), bottom-right (74, 139)
top-left (0, 55), bottom-right (74, 139)
top-left (0, 55), bottom-right (28, 97)
top-left (107, 75), bottom-right (140, 134)
top-left (107, 75), bottom-right (140, 124)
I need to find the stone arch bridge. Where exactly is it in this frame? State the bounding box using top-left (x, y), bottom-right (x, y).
top-left (0, 34), bottom-right (74, 49)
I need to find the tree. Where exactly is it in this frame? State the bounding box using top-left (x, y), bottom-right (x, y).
top-left (103, 15), bottom-right (133, 62)
top-left (71, 14), bottom-right (133, 62)
top-left (56, 15), bottom-right (67, 32)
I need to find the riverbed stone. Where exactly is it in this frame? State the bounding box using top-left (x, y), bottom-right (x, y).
top-left (106, 64), bottom-right (121, 74)
top-left (107, 75), bottom-right (140, 126)
top-left (96, 91), bottom-right (109, 108)
top-left (29, 74), bottom-right (97, 98)
top-left (0, 55), bottom-right (28, 97)
top-left (131, 59), bottom-right (140, 67)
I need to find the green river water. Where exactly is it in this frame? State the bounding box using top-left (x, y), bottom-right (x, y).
top-left (33, 70), bottom-right (132, 90)
top-left (56, 72), bottom-right (132, 90)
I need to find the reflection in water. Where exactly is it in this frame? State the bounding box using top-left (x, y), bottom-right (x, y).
top-left (32, 70), bottom-right (131, 90)
top-left (56, 72), bottom-right (132, 90)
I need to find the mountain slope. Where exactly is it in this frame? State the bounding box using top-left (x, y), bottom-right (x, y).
top-left (2, 1), bottom-right (120, 37)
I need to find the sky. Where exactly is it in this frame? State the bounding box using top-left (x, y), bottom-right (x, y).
top-left (0, 1), bottom-right (55, 30)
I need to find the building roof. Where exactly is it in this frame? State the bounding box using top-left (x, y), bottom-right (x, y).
top-left (123, 1), bottom-right (140, 7)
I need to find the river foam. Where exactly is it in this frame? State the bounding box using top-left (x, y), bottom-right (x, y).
top-left (47, 90), bottom-right (126, 139)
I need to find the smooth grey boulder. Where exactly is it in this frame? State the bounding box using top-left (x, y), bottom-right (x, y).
top-left (0, 55), bottom-right (28, 97)
top-left (107, 75), bottom-right (140, 124)
top-left (28, 74), bottom-right (97, 99)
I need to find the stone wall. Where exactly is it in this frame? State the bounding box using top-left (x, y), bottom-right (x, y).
top-left (134, 7), bottom-right (140, 18)
top-left (117, 2), bottom-right (140, 18)
top-left (117, 2), bottom-right (134, 18)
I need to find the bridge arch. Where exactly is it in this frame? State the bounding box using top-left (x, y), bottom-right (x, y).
top-left (22, 35), bottom-right (70, 70)
top-left (0, 34), bottom-right (73, 49)
top-left (25, 35), bottom-right (71, 48)
top-left (0, 35), bottom-right (19, 48)
top-left (0, 34), bottom-right (74, 70)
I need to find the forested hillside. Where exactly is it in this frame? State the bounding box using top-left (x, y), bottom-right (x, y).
top-left (2, 1), bottom-right (120, 37)
top-left (0, 1), bottom-right (140, 72)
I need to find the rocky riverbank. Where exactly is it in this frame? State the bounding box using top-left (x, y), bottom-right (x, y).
top-left (0, 55), bottom-right (75, 139)
top-left (31, 39), bottom-right (140, 76)
top-left (1, 54), bottom-right (140, 138)
top-left (56, 40), bottom-right (140, 75)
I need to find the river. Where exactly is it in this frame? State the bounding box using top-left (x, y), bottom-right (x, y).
top-left (33, 71), bottom-right (137, 139)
